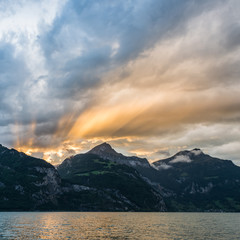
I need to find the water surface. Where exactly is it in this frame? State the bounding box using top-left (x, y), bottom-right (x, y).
top-left (0, 212), bottom-right (239, 239)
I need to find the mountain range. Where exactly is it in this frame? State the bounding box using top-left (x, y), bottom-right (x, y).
top-left (0, 142), bottom-right (239, 212)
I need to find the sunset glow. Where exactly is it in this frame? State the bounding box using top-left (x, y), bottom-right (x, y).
top-left (0, 0), bottom-right (240, 165)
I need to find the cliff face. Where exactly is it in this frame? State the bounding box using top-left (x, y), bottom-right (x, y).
top-left (0, 144), bottom-right (62, 210)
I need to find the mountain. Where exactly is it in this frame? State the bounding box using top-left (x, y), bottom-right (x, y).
top-left (0, 143), bottom-right (165, 211)
top-left (88, 142), bottom-right (150, 168)
top-left (0, 144), bottom-right (148, 211)
top-left (151, 149), bottom-right (240, 211)
top-left (57, 152), bottom-right (165, 211)
top-left (0, 144), bottom-right (61, 210)
top-left (0, 142), bottom-right (239, 212)
top-left (84, 143), bottom-right (240, 212)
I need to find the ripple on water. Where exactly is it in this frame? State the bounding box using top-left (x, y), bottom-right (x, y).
top-left (0, 212), bottom-right (239, 240)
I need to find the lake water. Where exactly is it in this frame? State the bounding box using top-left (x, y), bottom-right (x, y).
top-left (0, 212), bottom-right (239, 239)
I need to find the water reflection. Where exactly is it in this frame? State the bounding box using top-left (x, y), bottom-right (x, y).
top-left (0, 212), bottom-right (239, 239)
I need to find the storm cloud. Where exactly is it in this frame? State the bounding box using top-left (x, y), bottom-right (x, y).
top-left (0, 0), bottom-right (240, 164)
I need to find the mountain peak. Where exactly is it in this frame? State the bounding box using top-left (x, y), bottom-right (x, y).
top-left (87, 142), bottom-right (150, 168)
top-left (88, 142), bottom-right (119, 155)
top-left (190, 148), bottom-right (203, 155)
top-left (175, 148), bottom-right (203, 157)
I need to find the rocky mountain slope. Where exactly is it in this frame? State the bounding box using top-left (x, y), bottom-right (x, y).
top-left (0, 144), bottom-right (61, 210)
top-left (57, 152), bottom-right (165, 211)
top-left (151, 149), bottom-right (240, 211)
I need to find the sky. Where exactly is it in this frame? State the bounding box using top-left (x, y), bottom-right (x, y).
top-left (0, 0), bottom-right (240, 165)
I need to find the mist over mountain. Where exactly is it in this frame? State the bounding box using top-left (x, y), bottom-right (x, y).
top-left (0, 143), bottom-right (239, 212)
top-left (151, 149), bottom-right (240, 211)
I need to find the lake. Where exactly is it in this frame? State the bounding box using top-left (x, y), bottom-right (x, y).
top-left (0, 212), bottom-right (239, 239)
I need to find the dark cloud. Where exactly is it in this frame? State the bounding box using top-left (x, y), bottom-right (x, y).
top-left (0, 42), bottom-right (31, 134)
top-left (0, 0), bottom-right (240, 163)
top-left (39, 0), bottom-right (224, 98)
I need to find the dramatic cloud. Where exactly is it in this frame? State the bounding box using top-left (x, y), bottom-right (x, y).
top-left (0, 0), bottom-right (240, 165)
